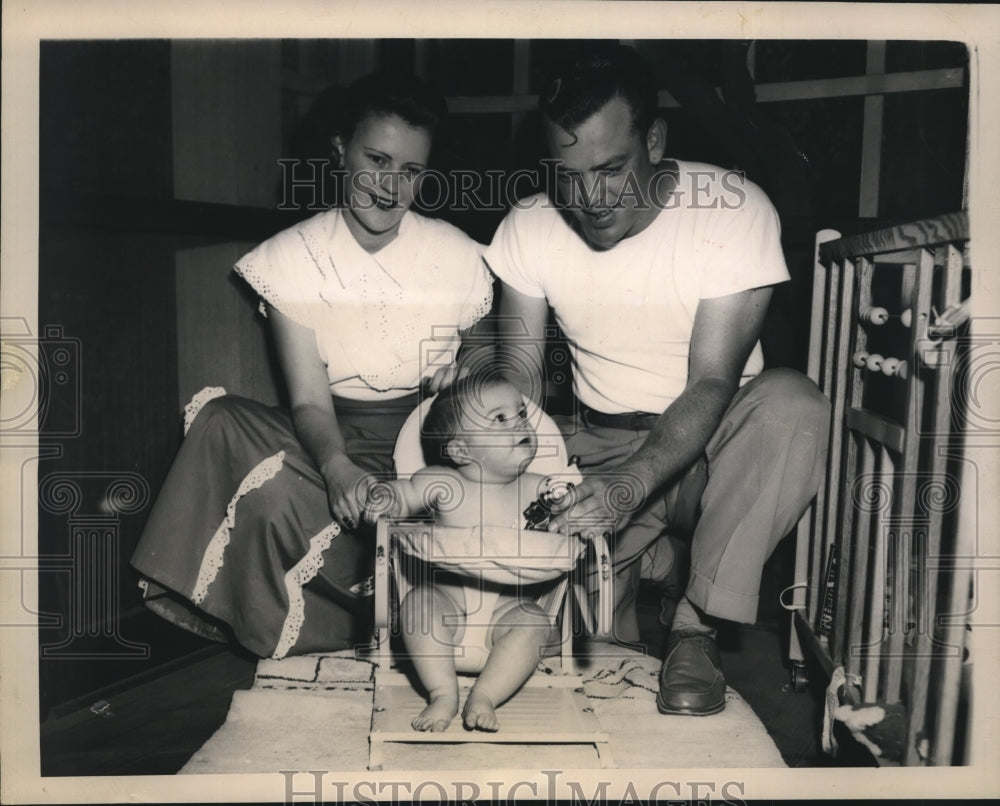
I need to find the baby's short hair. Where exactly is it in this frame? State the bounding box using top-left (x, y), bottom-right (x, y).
top-left (420, 373), bottom-right (511, 468)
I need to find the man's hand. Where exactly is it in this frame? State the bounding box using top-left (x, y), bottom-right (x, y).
top-left (545, 468), bottom-right (649, 540)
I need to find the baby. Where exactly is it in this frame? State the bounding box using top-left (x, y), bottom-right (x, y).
top-left (366, 375), bottom-right (568, 733)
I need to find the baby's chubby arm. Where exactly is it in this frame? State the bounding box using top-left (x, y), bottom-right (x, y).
top-left (363, 466), bottom-right (462, 522)
top-left (362, 478), bottom-right (420, 522)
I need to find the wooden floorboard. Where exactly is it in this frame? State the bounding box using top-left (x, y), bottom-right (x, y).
top-left (39, 583), bottom-right (830, 775)
top-left (40, 647), bottom-right (257, 776)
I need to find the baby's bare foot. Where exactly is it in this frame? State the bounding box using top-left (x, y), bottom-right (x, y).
top-left (411, 694), bottom-right (458, 732)
top-left (462, 690), bottom-right (499, 732)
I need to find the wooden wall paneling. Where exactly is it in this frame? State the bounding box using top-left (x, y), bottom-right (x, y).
top-left (37, 226), bottom-right (194, 712)
top-left (39, 40), bottom-right (174, 199)
top-left (171, 41), bottom-right (286, 414)
top-left (36, 40), bottom-right (209, 714)
top-left (510, 40), bottom-right (530, 164)
top-left (337, 39), bottom-right (377, 86)
top-left (175, 241), bottom-right (282, 410)
top-left (414, 39), bottom-right (428, 78)
top-left (170, 40), bottom-right (284, 208)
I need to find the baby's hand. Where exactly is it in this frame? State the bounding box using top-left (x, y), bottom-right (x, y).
top-left (363, 480), bottom-right (400, 523)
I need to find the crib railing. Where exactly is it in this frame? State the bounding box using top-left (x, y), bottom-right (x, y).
top-left (789, 212), bottom-right (973, 766)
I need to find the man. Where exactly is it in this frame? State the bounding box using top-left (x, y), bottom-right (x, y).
top-left (483, 44), bottom-right (829, 716)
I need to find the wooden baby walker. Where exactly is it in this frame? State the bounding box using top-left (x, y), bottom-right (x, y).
top-left (366, 395), bottom-right (616, 770)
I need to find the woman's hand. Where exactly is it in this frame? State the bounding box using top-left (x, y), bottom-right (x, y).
top-left (423, 362), bottom-right (469, 395)
top-left (322, 455), bottom-right (377, 530)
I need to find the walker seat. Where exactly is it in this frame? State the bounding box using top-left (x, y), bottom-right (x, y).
top-left (367, 394), bottom-right (614, 770)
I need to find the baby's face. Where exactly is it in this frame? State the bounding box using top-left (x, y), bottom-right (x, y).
top-left (454, 382), bottom-right (538, 476)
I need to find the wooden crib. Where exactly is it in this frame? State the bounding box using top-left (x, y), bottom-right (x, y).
top-left (789, 212), bottom-right (974, 766)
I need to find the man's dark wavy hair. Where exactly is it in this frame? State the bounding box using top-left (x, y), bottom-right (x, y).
top-left (540, 44), bottom-right (658, 137)
top-left (421, 373), bottom-right (510, 469)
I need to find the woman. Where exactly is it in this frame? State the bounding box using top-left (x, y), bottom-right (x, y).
top-left (131, 72), bottom-right (493, 659)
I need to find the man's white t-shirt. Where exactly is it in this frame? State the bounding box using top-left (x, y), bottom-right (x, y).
top-left (484, 161), bottom-right (790, 415)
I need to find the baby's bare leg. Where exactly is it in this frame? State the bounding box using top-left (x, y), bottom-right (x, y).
top-left (400, 584), bottom-right (462, 732)
top-left (463, 601), bottom-right (559, 731)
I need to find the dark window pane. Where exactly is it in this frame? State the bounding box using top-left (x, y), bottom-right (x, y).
top-left (754, 40), bottom-right (868, 83)
top-left (426, 39), bottom-right (514, 96)
top-left (282, 39), bottom-right (300, 71)
top-left (765, 96), bottom-right (866, 221)
top-left (423, 112), bottom-right (511, 243)
top-left (885, 40), bottom-right (969, 73)
top-left (377, 39), bottom-right (416, 74)
top-left (879, 87), bottom-right (969, 221)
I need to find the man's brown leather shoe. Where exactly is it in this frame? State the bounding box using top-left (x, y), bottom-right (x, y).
top-left (656, 629), bottom-right (726, 715)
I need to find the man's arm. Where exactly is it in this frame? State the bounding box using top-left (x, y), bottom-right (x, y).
top-left (496, 280), bottom-right (550, 406)
top-left (547, 285), bottom-right (772, 535)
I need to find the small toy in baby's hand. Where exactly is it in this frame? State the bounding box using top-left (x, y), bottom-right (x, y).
top-left (523, 480), bottom-right (575, 530)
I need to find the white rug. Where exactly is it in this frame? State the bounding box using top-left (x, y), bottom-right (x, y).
top-left (180, 646), bottom-right (786, 772)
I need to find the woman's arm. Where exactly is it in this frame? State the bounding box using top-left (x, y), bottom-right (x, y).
top-left (268, 304), bottom-right (373, 527)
